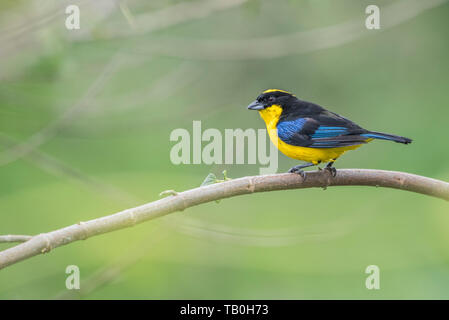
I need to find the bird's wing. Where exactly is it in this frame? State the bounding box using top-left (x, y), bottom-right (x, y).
top-left (276, 115), bottom-right (368, 148)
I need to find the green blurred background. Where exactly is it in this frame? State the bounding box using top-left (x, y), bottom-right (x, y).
top-left (1, 0), bottom-right (449, 299)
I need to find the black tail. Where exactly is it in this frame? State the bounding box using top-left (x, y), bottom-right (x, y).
top-left (361, 131), bottom-right (412, 144)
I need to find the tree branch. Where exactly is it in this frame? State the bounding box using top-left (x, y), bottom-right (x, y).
top-left (1, 169), bottom-right (448, 270)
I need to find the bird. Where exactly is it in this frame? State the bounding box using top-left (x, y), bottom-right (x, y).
top-left (247, 89), bottom-right (412, 177)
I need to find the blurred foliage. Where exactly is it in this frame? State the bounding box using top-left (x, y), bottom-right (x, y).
top-left (0, 0), bottom-right (449, 299)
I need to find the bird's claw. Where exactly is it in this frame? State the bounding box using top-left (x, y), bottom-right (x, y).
top-left (324, 167), bottom-right (337, 177)
top-left (288, 167), bottom-right (307, 180)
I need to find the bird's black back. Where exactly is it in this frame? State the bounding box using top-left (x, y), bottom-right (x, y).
top-left (279, 98), bottom-right (364, 131)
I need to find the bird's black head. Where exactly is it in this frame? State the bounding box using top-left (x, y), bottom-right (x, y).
top-left (247, 89), bottom-right (296, 111)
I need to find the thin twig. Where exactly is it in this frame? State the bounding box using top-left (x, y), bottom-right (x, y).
top-left (0, 169), bottom-right (448, 270)
top-left (0, 133), bottom-right (140, 206)
top-left (126, 0), bottom-right (448, 60)
top-left (0, 235), bottom-right (33, 243)
top-left (86, 0), bottom-right (249, 40)
top-left (0, 50), bottom-right (124, 166)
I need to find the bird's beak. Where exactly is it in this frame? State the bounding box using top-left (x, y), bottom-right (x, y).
top-left (247, 100), bottom-right (264, 110)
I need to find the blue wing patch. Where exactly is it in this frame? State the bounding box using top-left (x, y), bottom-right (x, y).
top-left (277, 121), bottom-right (365, 148)
top-left (310, 126), bottom-right (364, 148)
top-left (311, 126), bottom-right (348, 139)
top-left (277, 118), bottom-right (307, 142)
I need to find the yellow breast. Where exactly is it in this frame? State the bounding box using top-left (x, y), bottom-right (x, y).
top-left (259, 105), bottom-right (363, 164)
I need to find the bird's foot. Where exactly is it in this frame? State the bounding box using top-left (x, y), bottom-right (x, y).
top-left (324, 166), bottom-right (337, 177)
top-left (288, 166), bottom-right (307, 180)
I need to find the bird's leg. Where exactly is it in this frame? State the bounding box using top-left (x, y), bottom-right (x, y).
top-left (324, 160), bottom-right (337, 177)
top-left (288, 162), bottom-right (316, 179)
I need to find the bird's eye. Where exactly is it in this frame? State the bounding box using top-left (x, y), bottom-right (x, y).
top-left (268, 96), bottom-right (275, 102)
